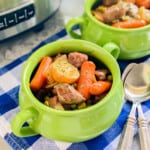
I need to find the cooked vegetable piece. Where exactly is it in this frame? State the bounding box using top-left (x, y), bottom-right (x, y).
top-left (51, 55), bottom-right (80, 84)
top-left (92, 10), bottom-right (104, 22)
top-left (136, 0), bottom-right (150, 8)
top-left (77, 102), bottom-right (87, 109)
top-left (107, 75), bottom-right (113, 81)
top-left (44, 96), bottom-right (64, 110)
top-left (30, 56), bottom-right (53, 91)
top-left (43, 65), bottom-right (55, 84)
top-left (77, 61), bottom-right (96, 99)
top-left (139, 7), bottom-right (150, 23)
top-left (44, 96), bottom-right (58, 108)
top-left (112, 19), bottom-right (146, 28)
top-left (89, 81), bottom-right (112, 95)
top-left (54, 103), bottom-right (64, 110)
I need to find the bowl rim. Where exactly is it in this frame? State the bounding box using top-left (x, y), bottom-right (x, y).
top-left (85, 0), bottom-right (150, 32)
top-left (21, 39), bottom-right (123, 116)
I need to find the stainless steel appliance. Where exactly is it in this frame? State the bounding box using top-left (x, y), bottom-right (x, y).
top-left (0, 0), bottom-right (61, 41)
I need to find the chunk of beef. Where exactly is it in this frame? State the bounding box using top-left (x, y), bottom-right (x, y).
top-left (103, 3), bottom-right (126, 23)
top-left (126, 3), bottom-right (139, 18)
top-left (54, 83), bottom-right (86, 104)
top-left (68, 52), bottom-right (88, 68)
top-left (95, 69), bottom-right (109, 81)
top-left (102, 0), bottom-right (119, 6)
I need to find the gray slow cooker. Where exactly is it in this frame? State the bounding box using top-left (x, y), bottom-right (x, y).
top-left (0, 0), bottom-right (61, 41)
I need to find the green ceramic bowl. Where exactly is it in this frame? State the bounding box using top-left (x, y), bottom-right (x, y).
top-left (11, 39), bottom-right (124, 142)
top-left (66, 0), bottom-right (150, 60)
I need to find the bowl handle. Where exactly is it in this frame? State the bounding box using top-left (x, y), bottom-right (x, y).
top-left (66, 16), bottom-right (85, 39)
top-left (11, 107), bottom-right (38, 137)
top-left (103, 42), bottom-right (120, 59)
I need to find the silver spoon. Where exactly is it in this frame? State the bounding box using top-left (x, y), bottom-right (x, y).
top-left (118, 62), bottom-right (150, 150)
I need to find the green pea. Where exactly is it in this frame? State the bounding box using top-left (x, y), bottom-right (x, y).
top-left (78, 102), bottom-right (86, 109)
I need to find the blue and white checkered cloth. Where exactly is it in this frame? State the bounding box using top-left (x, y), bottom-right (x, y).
top-left (1, 28), bottom-right (150, 150)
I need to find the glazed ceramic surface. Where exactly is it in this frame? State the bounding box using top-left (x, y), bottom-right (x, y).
top-left (66, 0), bottom-right (150, 60)
top-left (11, 39), bottom-right (124, 142)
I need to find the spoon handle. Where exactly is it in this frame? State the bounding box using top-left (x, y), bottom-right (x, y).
top-left (118, 103), bottom-right (136, 150)
top-left (138, 104), bottom-right (150, 150)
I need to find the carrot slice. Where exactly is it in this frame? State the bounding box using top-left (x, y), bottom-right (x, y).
top-left (89, 81), bottom-right (112, 95)
top-left (77, 61), bottom-right (96, 99)
top-left (30, 56), bottom-right (53, 91)
top-left (112, 19), bottom-right (147, 28)
top-left (136, 0), bottom-right (150, 8)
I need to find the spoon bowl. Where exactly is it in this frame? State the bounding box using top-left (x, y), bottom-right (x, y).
top-left (119, 62), bottom-right (150, 150)
top-left (124, 87), bottom-right (150, 104)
